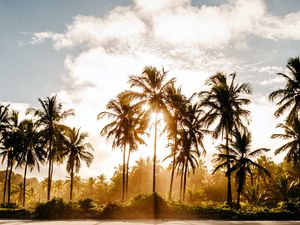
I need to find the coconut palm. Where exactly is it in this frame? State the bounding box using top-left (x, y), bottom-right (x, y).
top-left (269, 56), bottom-right (300, 125)
top-left (199, 72), bottom-right (251, 206)
top-left (0, 110), bottom-right (22, 203)
top-left (98, 92), bottom-right (147, 201)
top-left (163, 84), bottom-right (187, 200)
top-left (213, 128), bottom-right (270, 209)
top-left (16, 119), bottom-right (46, 206)
top-left (61, 127), bottom-right (93, 201)
top-left (27, 95), bottom-right (74, 201)
top-left (0, 104), bottom-right (10, 202)
top-left (176, 102), bottom-right (206, 201)
top-left (124, 106), bottom-right (148, 199)
top-left (127, 66), bottom-right (175, 193)
top-left (271, 118), bottom-right (300, 164)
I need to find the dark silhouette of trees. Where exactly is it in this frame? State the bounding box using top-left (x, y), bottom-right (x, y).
top-left (213, 128), bottom-right (270, 209)
top-left (126, 66), bottom-right (175, 193)
top-left (62, 127), bottom-right (93, 201)
top-left (16, 119), bottom-right (46, 206)
top-left (199, 72), bottom-right (251, 207)
top-left (27, 95), bottom-right (74, 201)
top-left (269, 56), bottom-right (300, 125)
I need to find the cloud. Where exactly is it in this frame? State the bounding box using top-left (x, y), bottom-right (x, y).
top-left (35, 0), bottom-right (266, 50)
top-left (31, 32), bottom-right (56, 44)
top-left (254, 12), bottom-right (300, 40)
top-left (29, 0), bottom-right (300, 179)
top-left (32, 0), bottom-right (300, 51)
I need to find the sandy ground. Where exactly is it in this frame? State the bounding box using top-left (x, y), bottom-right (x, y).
top-left (0, 221), bottom-right (300, 225)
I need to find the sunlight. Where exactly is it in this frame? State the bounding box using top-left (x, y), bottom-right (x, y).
top-left (149, 112), bottom-right (165, 125)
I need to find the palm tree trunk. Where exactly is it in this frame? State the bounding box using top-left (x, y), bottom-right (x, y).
top-left (126, 149), bottom-right (131, 200)
top-left (226, 128), bottom-right (232, 207)
top-left (152, 113), bottom-right (158, 193)
top-left (183, 160), bottom-right (188, 202)
top-left (122, 145), bottom-right (126, 202)
top-left (47, 158), bottom-right (52, 201)
top-left (168, 125), bottom-right (177, 200)
top-left (3, 160), bottom-right (9, 202)
top-left (8, 159), bottom-right (13, 204)
top-left (70, 166), bottom-right (74, 201)
top-left (22, 160), bottom-right (28, 206)
top-left (47, 142), bottom-right (52, 201)
top-left (237, 188), bottom-right (241, 210)
top-left (179, 169), bottom-right (183, 201)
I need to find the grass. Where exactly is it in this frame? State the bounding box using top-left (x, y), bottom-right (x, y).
top-left (1, 194), bottom-right (300, 220)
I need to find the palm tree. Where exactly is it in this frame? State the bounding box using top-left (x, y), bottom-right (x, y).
top-left (124, 106), bottom-right (148, 199)
top-left (273, 175), bottom-right (297, 202)
top-left (0, 104), bottom-right (10, 203)
top-left (199, 72), bottom-right (251, 206)
top-left (27, 95), bottom-right (74, 201)
top-left (0, 110), bottom-right (22, 203)
top-left (213, 128), bottom-right (270, 209)
top-left (176, 102), bottom-right (206, 201)
top-left (127, 66), bottom-right (175, 193)
top-left (98, 92), bottom-right (147, 201)
top-left (269, 56), bottom-right (300, 125)
top-left (271, 118), bottom-right (300, 164)
top-left (61, 127), bottom-right (93, 201)
top-left (16, 119), bottom-right (46, 206)
top-left (164, 84), bottom-right (187, 200)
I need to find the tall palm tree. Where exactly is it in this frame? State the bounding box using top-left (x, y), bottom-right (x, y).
top-left (16, 119), bottom-right (46, 206)
top-left (61, 127), bottom-right (93, 201)
top-left (98, 92), bottom-right (147, 201)
top-left (269, 56), bottom-right (300, 125)
top-left (271, 118), bottom-right (300, 164)
top-left (124, 106), bottom-right (148, 199)
top-left (164, 84), bottom-right (187, 200)
top-left (27, 95), bottom-right (74, 201)
top-left (176, 102), bottom-right (206, 201)
top-left (0, 104), bottom-right (10, 203)
top-left (213, 128), bottom-right (270, 209)
top-left (127, 66), bottom-right (175, 193)
top-left (199, 72), bottom-right (251, 206)
top-left (0, 110), bottom-right (22, 203)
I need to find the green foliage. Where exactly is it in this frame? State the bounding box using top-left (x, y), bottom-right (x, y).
top-left (278, 200), bottom-right (300, 212)
top-left (100, 201), bottom-right (123, 218)
top-left (0, 202), bottom-right (17, 209)
top-left (0, 208), bottom-right (31, 219)
top-left (34, 198), bottom-right (76, 219)
top-left (129, 192), bottom-right (169, 214)
top-left (78, 198), bottom-right (94, 210)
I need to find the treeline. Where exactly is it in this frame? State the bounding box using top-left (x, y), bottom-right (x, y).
top-left (0, 97), bottom-right (93, 207)
top-left (1, 156), bottom-right (299, 209)
top-left (1, 56), bottom-right (300, 210)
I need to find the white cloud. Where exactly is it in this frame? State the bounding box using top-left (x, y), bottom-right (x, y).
top-left (254, 12), bottom-right (300, 40)
top-left (29, 0), bottom-right (300, 179)
top-left (31, 32), bottom-right (56, 44)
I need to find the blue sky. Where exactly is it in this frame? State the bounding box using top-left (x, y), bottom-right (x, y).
top-left (1, 0), bottom-right (300, 180)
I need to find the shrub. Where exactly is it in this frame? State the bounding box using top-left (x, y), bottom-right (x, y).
top-left (129, 193), bottom-right (170, 218)
top-left (34, 198), bottom-right (75, 219)
top-left (0, 202), bottom-right (17, 209)
top-left (100, 201), bottom-right (123, 219)
top-left (78, 198), bottom-right (94, 210)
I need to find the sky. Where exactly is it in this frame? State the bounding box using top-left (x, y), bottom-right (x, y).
top-left (1, 0), bottom-right (300, 181)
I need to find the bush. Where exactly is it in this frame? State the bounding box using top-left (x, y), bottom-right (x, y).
top-left (78, 198), bottom-right (94, 210)
top-left (34, 198), bottom-right (76, 219)
top-left (128, 193), bottom-right (170, 218)
top-left (0, 208), bottom-right (31, 219)
top-left (278, 200), bottom-right (300, 212)
top-left (0, 202), bottom-right (17, 209)
top-left (100, 201), bottom-right (123, 219)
